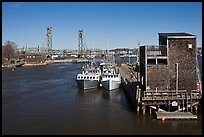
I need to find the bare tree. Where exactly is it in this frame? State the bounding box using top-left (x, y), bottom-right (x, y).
top-left (3, 40), bottom-right (18, 60)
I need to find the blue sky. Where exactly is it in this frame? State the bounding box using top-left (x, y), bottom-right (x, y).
top-left (2, 2), bottom-right (202, 50)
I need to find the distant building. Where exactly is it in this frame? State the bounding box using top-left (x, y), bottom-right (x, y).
top-left (140, 32), bottom-right (197, 93)
top-left (25, 53), bottom-right (46, 64)
top-left (197, 47), bottom-right (202, 55)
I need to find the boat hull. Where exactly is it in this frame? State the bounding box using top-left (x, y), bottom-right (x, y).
top-left (102, 79), bottom-right (121, 91)
top-left (76, 80), bottom-right (99, 90)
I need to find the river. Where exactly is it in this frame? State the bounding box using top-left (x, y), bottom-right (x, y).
top-left (2, 63), bottom-right (202, 135)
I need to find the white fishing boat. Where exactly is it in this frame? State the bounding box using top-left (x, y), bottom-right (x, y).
top-left (76, 61), bottom-right (101, 90)
top-left (100, 62), bottom-right (121, 91)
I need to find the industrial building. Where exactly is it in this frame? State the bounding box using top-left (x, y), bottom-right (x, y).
top-left (140, 32), bottom-right (199, 93)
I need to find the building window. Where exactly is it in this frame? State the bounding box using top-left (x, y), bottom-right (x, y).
top-left (147, 59), bottom-right (156, 65)
top-left (188, 44), bottom-right (193, 49)
top-left (157, 59), bottom-right (167, 65)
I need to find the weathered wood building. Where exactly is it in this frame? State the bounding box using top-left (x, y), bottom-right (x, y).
top-left (25, 53), bottom-right (46, 64)
top-left (140, 33), bottom-right (198, 93)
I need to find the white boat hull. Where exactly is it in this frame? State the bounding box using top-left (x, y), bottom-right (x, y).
top-left (102, 79), bottom-right (121, 91)
top-left (77, 80), bottom-right (99, 90)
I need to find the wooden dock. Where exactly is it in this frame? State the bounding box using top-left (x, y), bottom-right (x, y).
top-left (155, 112), bottom-right (197, 120)
top-left (118, 63), bottom-right (202, 116)
top-left (119, 63), bottom-right (139, 83)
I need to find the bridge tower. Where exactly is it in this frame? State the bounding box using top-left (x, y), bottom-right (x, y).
top-left (46, 27), bottom-right (52, 54)
top-left (78, 29), bottom-right (85, 57)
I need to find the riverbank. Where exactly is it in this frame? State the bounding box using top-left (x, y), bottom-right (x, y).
top-left (23, 62), bottom-right (48, 67)
top-left (2, 58), bottom-right (90, 68)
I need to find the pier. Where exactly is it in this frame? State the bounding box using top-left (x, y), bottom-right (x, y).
top-left (155, 112), bottom-right (197, 120)
top-left (118, 62), bottom-right (202, 119)
top-left (127, 33), bottom-right (202, 119)
top-left (141, 90), bottom-right (202, 115)
top-left (119, 63), bottom-right (141, 110)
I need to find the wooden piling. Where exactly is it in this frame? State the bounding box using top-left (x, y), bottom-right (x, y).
top-left (136, 87), bottom-right (139, 113)
top-left (178, 103), bottom-right (180, 111)
top-left (137, 87), bottom-right (141, 114)
top-left (194, 105), bottom-right (198, 113)
top-left (142, 105), bottom-right (146, 115)
top-left (186, 91), bottom-right (188, 112)
top-left (168, 100), bottom-right (171, 111)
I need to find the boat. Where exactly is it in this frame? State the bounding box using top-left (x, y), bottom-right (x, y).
top-left (14, 61), bottom-right (25, 67)
top-left (100, 62), bottom-right (121, 91)
top-left (76, 61), bottom-right (101, 90)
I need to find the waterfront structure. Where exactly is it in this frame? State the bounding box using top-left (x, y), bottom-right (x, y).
top-left (138, 32), bottom-right (201, 114)
top-left (118, 32), bottom-right (201, 115)
top-left (140, 32), bottom-right (198, 93)
top-left (3, 58), bottom-right (25, 68)
top-left (25, 53), bottom-right (46, 64)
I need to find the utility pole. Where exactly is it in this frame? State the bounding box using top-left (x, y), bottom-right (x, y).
top-left (129, 48), bottom-right (130, 64)
top-left (137, 39), bottom-right (140, 63)
top-left (176, 63), bottom-right (179, 94)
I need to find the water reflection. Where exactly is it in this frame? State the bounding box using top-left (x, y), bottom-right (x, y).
top-left (102, 89), bottom-right (125, 105)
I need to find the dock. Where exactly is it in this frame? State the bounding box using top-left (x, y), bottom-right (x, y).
top-left (119, 63), bottom-right (139, 83)
top-left (118, 63), bottom-right (202, 117)
top-left (118, 63), bottom-right (141, 110)
top-left (155, 112), bottom-right (197, 120)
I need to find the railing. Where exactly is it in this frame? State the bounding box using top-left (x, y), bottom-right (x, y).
top-left (145, 45), bottom-right (167, 56)
top-left (142, 90), bottom-right (202, 101)
top-left (191, 90), bottom-right (202, 99)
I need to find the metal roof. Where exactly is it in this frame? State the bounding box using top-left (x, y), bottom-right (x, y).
top-left (158, 32), bottom-right (196, 38)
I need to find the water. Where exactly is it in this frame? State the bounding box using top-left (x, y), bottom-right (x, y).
top-left (2, 63), bottom-right (202, 135)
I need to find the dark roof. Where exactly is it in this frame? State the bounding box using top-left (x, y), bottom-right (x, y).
top-left (158, 32), bottom-right (196, 38)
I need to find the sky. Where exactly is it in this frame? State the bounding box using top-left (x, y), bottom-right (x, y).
top-left (2, 2), bottom-right (202, 50)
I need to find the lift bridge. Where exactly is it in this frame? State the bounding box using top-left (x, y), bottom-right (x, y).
top-left (78, 29), bottom-right (88, 58)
